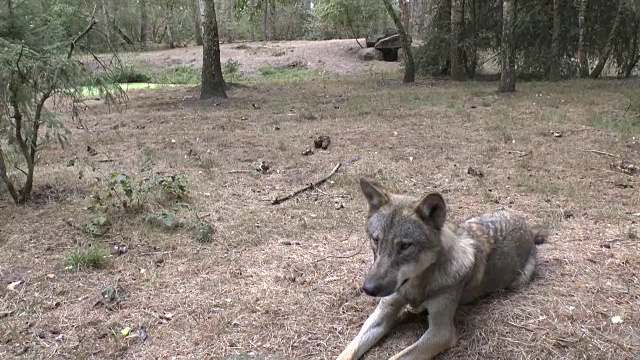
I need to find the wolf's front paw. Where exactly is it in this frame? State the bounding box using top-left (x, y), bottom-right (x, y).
top-left (336, 346), bottom-right (358, 360)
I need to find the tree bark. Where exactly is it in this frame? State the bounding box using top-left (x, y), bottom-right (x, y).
top-left (381, 0), bottom-right (415, 83)
top-left (140, 0), bottom-right (148, 44)
top-left (400, 0), bottom-right (411, 33)
top-left (590, 0), bottom-right (625, 79)
top-left (261, 0), bottom-right (268, 42)
top-left (624, 19), bottom-right (640, 78)
top-left (466, 0), bottom-right (478, 78)
top-left (166, 24), bottom-right (175, 48)
top-left (99, 0), bottom-right (114, 47)
top-left (499, 0), bottom-right (516, 92)
top-left (200, 0), bottom-right (227, 99)
top-left (250, 0), bottom-right (256, 41)
top-left (577, 0), bottom-right (589, 77)
top-left (548, 0), bottom-right (561, 81)
top-left (192, 0), bottom-right (203, 45)
top-left (450, 0), bottom-right (466, 80)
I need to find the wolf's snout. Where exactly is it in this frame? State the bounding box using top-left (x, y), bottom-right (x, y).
top-left (362, 279), bottom-right (382, 297)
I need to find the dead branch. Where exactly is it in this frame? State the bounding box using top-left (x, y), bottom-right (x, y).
top-left (68, 6), bottom-right (98, 60)
top-left (226, 169), bottom-right (253, 174)
top-left (580, 149), bottom-right (620, 158)
top-left (506, 150), bottom-right (531, 157)
top-left (312, 231), bottom-right (364, 263)
top-left (272, 162), bottom-right (342, 205)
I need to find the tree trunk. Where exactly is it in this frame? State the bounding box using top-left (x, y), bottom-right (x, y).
top-left (166, 24), bottom-right (175, 48)
top-left (450, 0), bottom-right (466, 80)
top-left (381, 0), bottom-right (415, 83)
top-left (7, 0), bottom-right (12, 16)
top-left (250, 0), bottom-right (256, 41)
top-left (499, 0), bottom-right (516, 92)
top-left (192, 0), bottom-right (203, 45)
top-left (577, 0), bottom-right (589, 77)
top-left (99, 0), bottom-right (114, 47)
top-left (548, 0), bottom-right (561, 81)
top-left (400, 0), bottom-right (411, 33)
top-left (200, 0), bottom-right (227, 99)
top-left (140, 0), bottom-right (148, 44)
top-left (624, 19), bottom-right (640, 78)
top-left (466, 0), bottom-right (478, 78)
top-left (412, 0), bottom-right (426, 35)
top-left (590, 0), bottom-right (624, 79)
top-left (261, 0), bottom-right (268, 42)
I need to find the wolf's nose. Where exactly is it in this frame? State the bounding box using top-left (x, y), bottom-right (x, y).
top-left (362, 280), bottom-right (380, 297)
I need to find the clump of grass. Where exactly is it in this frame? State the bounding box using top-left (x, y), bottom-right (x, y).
top-left (111, 64), bottom-right (152, 83)
top-left (587, 112), bottom-right (640, 134)
top-left (65, 247), bottom-right (110, 271)
top-left (152, 65), bottom-right (201, 85)
top-left (258, 65), bottom-right (311, 80)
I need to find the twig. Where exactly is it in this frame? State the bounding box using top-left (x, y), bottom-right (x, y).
top-left (506, 150), bottom-right (531, 157)
top-left (96, 159), bottom-right (114, 163)
top-left (313, 231), bottom-right (363, 263)
top-left (13, 165), bottom-right (28, 176)
top-left (226, 169), bottom-right (253, 174)
top-left (580, 149), bottom-right (620, 158)
top-left (506, 321), bottom-right (535, 332)
top-left (272, 162), bottom-right (341, 205)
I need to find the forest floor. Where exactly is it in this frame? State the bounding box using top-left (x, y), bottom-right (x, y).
top-left (1, 39), bottom-right (639, 360)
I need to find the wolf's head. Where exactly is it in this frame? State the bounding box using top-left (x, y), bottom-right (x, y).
top-left (358, 178), bottom-right (447, 298)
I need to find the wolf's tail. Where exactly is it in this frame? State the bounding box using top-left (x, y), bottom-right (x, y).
top-left (532, 228), bottom-right (549, 245)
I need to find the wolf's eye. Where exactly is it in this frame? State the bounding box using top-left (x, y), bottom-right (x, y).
top-left (399, 242), bottom-right (413, 251)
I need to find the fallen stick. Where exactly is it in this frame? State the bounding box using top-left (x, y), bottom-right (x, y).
top-left (272, 162), bottom-right (341, 205)
top-left (580, 149), bottom-right (620, 158)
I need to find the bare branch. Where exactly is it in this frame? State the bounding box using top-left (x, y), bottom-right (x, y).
top-left (68, 19), bottom-right (98, 59)
top-left (272, 162), bottom-right (342, 205)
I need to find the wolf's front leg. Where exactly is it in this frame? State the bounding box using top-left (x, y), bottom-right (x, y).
top-left (337, 293), bottom-right (407, 360)
top-left (388, 292), bottom-right (459, 360)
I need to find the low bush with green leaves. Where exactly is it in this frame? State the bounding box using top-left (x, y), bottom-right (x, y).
top-left (152, 65), bottom-right (201, 85)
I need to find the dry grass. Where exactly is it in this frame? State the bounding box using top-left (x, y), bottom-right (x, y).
top-left (1, 51), bottom-right (640, 360)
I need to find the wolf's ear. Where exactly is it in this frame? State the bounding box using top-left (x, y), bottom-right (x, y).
top-left (415, 193), bottom-right (447, 230)
top-left (360, 178), bottom-right (389, 213)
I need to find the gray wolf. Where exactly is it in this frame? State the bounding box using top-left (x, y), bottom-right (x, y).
top-left (337, 178), bottom-right (547, 360)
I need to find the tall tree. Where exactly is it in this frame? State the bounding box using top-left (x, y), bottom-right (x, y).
top-left (548, 0), bottom-right (561, 81)
top-left (192, 0), bottom-right (203, 45)
top-left (499, 0), bottom-right (516, 92)
top-left (577, 0), bottom-right (589, 77)
top-left (590, 0), bottom-right (625, 78)
top-left (261, 0), bottom-right (269, 41)
top-left (450, 0), bottom-right (466, 80)
top-left (140, 0), bottom-right (148, 44)
top-left (200, 0), bottom-right (227, 99)
top-left (381, 0), bottom-right (416, 82)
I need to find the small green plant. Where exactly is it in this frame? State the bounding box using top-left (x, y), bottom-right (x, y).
top-left (145, 204), bottom-right (214, 243)
top-left (80, 215), bottom-right (111, 237)
top-left (65, 247), bottom-right (109, 271)
top-left (152, 173), bottom-right (188, 199)
top-left (190, 218), bottom-right (215, 243)
top-left (222, 59), bottom-right (242, 82)
top-left (90, 172), bottom-right (188, 212)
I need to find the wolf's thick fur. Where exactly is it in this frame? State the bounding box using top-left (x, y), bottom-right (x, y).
top-left (336, 179), bottom-right (547, 360)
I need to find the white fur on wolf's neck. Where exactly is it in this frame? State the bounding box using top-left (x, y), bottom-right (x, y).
top-left (439, 223), bottom-right (475, 280)
top-left (410, 223), bottom-right (475, 313)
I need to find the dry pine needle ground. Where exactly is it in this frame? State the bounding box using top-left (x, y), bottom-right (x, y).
top-left (1, 59), bottom-right (639, 360)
